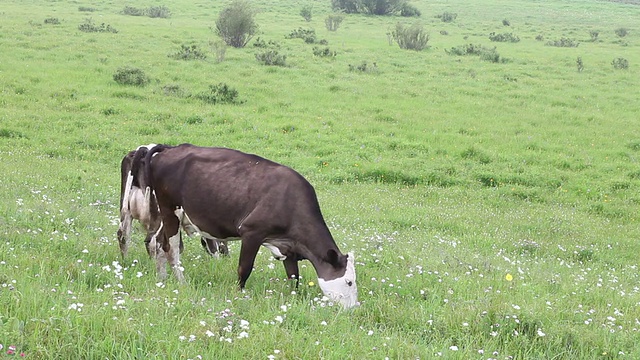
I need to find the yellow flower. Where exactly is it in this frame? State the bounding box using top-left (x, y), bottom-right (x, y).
top-left (308, 281), bottom-right (315, 287)
top-left (505, 273), bottom-right (513, 282)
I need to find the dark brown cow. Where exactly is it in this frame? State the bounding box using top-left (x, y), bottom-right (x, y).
top-left (131, 144), bottom-right (358, 308)
top-left (117, 145), bottom-right (228, 260)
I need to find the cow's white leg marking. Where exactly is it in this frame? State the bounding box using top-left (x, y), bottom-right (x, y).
top-left (156, 246), bottom-right (168, 280)
top-left (317, 252), bottom-right (358, 309)
top-left (166, 231), bottom-right (185, 283)
top-left (263, 243), bottom-right (287, 261)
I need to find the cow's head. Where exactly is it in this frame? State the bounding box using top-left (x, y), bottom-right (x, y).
top-left (317, 251), bottom-right (358, 309)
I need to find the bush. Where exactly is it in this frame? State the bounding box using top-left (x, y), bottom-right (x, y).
top-left (146, 6), bottom-right (171, 18)
top-left (215, 0), bottom-right (257, 48)
top-left (614, 27), bottom-right (628, 38)
top-left (545, 38), bottom-right (579, 47)
top-left (446, 44), bottom-right (502, 63)
top-left (331, 0), bottom-right (360, 14)
top-left (300, 5), bottom-right (312, 22)
top-left (78, 6), bottom-right (96, 12)
top-left (255, 50), bottom-right (287, 66)
top-left (286, 27), bottom-right (318, 43)
top-left (502, 19), bottom-right (510, 26)
top-left (193, 83), bottom-right (243, 104)
top-left (488, 32), bottom-right (520, 43)
top-left (78, 18), bottom-right (118, 33)
top-left (391, 22), bottom-right (429, 51)
top-left (576, 57), bottom-right (584, 72)
top-left (169, 44), bottom-right (207, 60)
top-left (162, 84), bottom-right (186, 97)
top-left (113, 66), bottom-right (150, 86)
top-left (253, 37), bottom-right (280, 49)
top-left (612, 57), bottom-right (628, 70)
top-left (535, 34), bottom-right (544, 41)
top-left (360, 0), bottom-right (405, 15)
top-left (589, 30), bottom-right (599, 42)
top-left (122, 6), bottom-right (145, 16)
top-left (348, 61), bottom-right (377, 72)
top-left (325, 14), bottom-right (344, 32)
top-left (437, 11), bottom-right (457, 22)
top-left (44, 17), bottom-right (60, 25)
top-left (313, 47), bottom-right (337, 57)
top-left (400, 3), bottom-right (421, 17)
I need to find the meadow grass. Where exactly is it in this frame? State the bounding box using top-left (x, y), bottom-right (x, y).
top-left (1, 0), bottom-right (640, 358)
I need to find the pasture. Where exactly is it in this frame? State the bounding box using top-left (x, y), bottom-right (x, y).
top-left (1, 0), bottom-right (640, 358)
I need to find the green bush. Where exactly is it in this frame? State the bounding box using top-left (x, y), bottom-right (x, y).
top-left (78, 18), bottom-right (118, 33)
top-left (400, 3), bottom-right (421, 17)
top-left (146, 6), bottom-right (171, 18)
top-left (488, 32), bottom-right (520, 43)
top-left (437, 11), bottom-right (457, 23)
top-left (360, 0), bottom-right (405, 15)
top-left (44, 17), bottom-right (60, 25)
top-left (612, 57), bottom-right (628, 70)
top-left (576, 57), bottom-right (584, 72)
top-left (589, 30), bottom-right (599, 41)
top-left (193, 83), bottom-right (243, 104)
top-left (122, 6), bottom-right (145, 16)
top-left (300, 5), bottom-right (313, 22)
top-left (545, 38), bottom-right (579, 47)
top-left (215, 0), bottom-right (258, 48)
top-left (502, 19), bottom-right (510, 26)
top-left (286, 27), bottom-right (317, 43)
top-left (255, 50), bottom-right (287, 66)
top-left (313, 46), bottom-right (337, 57)
top-left (331, 0), bottom-right (360, 14)
top-left (391, 22), bottom-right (429, 51)
top-left (78, 6), bottom-right (96, 12)
top-left (325, 14), bottom-right (344, 31)
top-left (446, 44), bottom-right (502, 63)
top-left (210, 40), bottom-right (228, 62)
top-left (614, 27), bottom-right (628, 38)
top-left (348, 61), bottom-right (377, 72)
top-left (113, 66), bottom-right (149, 86)
top-left (169, 44), bottom-right (207, 60)
top-left (253, 37), bottom-right (280, 49)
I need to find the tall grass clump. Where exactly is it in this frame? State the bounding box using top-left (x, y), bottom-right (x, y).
top-left (169, 44), bottom-right (207, 60)
top-left (255, 50), bottom-right (287, 66)
top-left (78, 18), bottom-right (118, 33)
top-left (611, 57), bottom-right (629, 69)
top-left (446, 43), bottom-right (502, 62)
top-left (300, 5), bottom-right (312, 21)
top-left (545, 38), bottom-right (579, 47)
top-left (192, 83), bottom-right (243, 104)
top-left (391, 22), bottom-right (429, 51)
top-left (325, 14), bottom-right (344, 31)
top-left (214, 0), bottom-right (257, 48)
top-left (488, 32), bottom-right (520, 43)
top-left (437, 11), bottom-right (457, 22)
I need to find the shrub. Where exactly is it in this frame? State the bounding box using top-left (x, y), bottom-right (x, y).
top-left (210, 40), bottom-right (228, 62)
top-left (360, 0), bottom-right (405, 15)
top-left (255, 50), bottom-right (287, 66)
top-left (44, 17), bottom-right (60, 25)
top-left (325, 14), bottom-right (344, 31)
top-left (162, 84), bottom-right (185, 97)
top-left (300, 5), bottom-right (312, 22)
top-left (146, 6), bottom-right (171, 18)
top-left (589, 30), bottom-right (599, 41)
top-left (400, 3), bottom-right (421, 17)
top-left (331, 0), bottom-right (360, 13)
top-left (446, 44), bottom-right (502, 63)
top-left (78, 18), bottom-right (118, 33)
top-left (348, 61), bottom-right (377, 72)
top-left (614, 27), bottom-right (628, 38)
top-left (193, 83), bottom-right (243, 104)
top-left (545, 38), bottom-right (579, 47)
top-left (576, 57), bottom-right (584, 72)
top-left (215, 0), bottom-right (258, 48)
top-left (313, 46), bottom-right (337, 57)
top-left (437, 11), bottom-right (457, 23)
top-left (489, 32), bottom-right (520, 43)
top-left (535, 34), bottom-right (544, 41)
top-left (122, 6), bottom-right (145, 16)
top-left (253, 37), bottom-right (280, 49)
top-left (612, 57), bottom-right (628, 70)
top-left (78, 6), bottom-right (96, 12)
top-left (502, 19), bottom-right (510, 26)
top-left (391, 22), bottom-right (429, 51)
top-left (286, 27), bottom-right (317, 43)
top-left (113, 66), bottom-right (149, 86)
top-left (169, 44), bottom-right (207, 60)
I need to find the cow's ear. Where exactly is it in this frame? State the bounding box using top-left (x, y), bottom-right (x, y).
top-left (326, 249), bottom-right (340, 267)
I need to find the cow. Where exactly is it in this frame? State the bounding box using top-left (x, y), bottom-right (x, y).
top-left (130, 143), bottom-right (358, 309)
top-left (117, 145), bottom-right (229, 260)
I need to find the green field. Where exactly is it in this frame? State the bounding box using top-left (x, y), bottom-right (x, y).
top-left (2, 0), bottom-right (640, 358)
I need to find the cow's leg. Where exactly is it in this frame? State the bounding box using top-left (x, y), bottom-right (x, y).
top-left (158, 211), bottom-right (185, 283)
top-left (283, 257), bottom-right (300, 287)
top-left (237, 237), bottom-right (263, 289)
top-left (117, 209), bottom-right (133, 259)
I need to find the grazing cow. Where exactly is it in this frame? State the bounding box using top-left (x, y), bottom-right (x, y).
top-left (131, 144), bottom-right (358, 308)
top-left (117, 145), bottom-right (228, 259)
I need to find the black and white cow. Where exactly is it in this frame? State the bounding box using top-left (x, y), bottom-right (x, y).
top-left (131, 144), bottom-right (358, 308)
top-left (117, 145), bottom-right (228, 259)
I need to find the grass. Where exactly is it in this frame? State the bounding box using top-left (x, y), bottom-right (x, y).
top-left (1, 0), bottom-right (640, 358)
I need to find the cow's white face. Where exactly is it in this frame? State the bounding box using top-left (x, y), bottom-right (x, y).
top-left (317, 252), bottom-right (358, 309)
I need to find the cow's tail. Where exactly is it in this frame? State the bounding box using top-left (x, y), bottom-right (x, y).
top-left (143, 144), bottom-right (172, 193)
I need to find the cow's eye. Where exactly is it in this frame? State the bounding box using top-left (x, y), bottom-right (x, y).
top-left (346, 280), bottom-right (353, 287)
